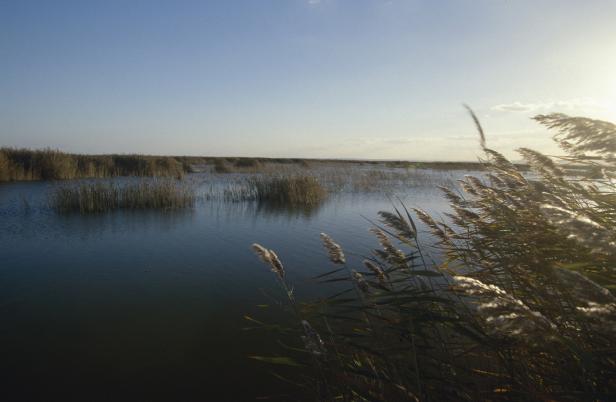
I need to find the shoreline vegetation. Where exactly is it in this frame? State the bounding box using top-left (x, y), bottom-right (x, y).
top-left (0, 147), bottom-right (526, 183)
top-left (38, 155), bottom-right (461, 214)
top-left (0, 148), bottom-right (192, 181)
top-left (250, 112), bottom-right (616, 401)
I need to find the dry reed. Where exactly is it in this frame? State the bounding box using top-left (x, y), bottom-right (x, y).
top-left (50, 179), bottom-right (195, 213)
top-left (248, 110), bottom-right (616, 401)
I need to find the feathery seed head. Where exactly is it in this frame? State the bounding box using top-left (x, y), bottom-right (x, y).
top-left (252, 243), bottom-right (271, 264)
top-left (363, 259), bottom-right (387, 284)
top-left (252, 243), bottom-right (285, 280)
top-left (378, 211), bottom-right (416, 239)
top-left (268, 249), bottom-right (285, 279)
top-left (453, 276), bottom-right (556, 340)
top-left (320, 233), bottom-right (346, 264)
top-left (370, 228), bottom-right (407, 266)
top-left (351, 269), bottom-right (370, 294)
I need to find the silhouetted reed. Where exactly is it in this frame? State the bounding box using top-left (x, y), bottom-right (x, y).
top-left (249, 110), bottom-right (616, 401)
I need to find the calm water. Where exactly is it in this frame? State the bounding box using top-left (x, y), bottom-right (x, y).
top-left (0, 170), bottom-right (461, 401)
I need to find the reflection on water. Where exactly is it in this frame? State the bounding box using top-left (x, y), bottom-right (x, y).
top-left (252, 198), bottom-right (326, 218)
top-left (0, 170), bottom-right (471, 401)
top-left (6, 208), bottom-right (196, 240)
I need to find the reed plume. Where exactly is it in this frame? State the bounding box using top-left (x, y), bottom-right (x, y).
top-left (363, 259), bottom-right (387, 285)
top-left (249, 109), bottom-right (616, 401)
top-left (319, 233), bottom-right (346, 264)
top-left (251, 243), bottom-right (285, 280)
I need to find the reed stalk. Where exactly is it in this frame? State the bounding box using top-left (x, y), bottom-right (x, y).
top-left (248, 110), bottom-right (616, 401)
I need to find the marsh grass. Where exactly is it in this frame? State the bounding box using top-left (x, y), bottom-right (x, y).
top-left (204, 174), bottom-right (330, 216)
top-left (249, 111), bottom-right (616, 401)
top-left (50, 179), bottom-right (196, 214)
top-left (205, 165), bottom-right (455, 204)
top-left (248, 175), bottom-right (327, 207)
top-left (234, 157), bottom-right (262, 169)
top-left (208, 158), bottom-right (275, 174)
top-left (338, 167), bottom-right (449, 192)
top-left (0, 148), bottom-right (191, 182)
top-left (209, 157), bottom-right (308, 174)
top-left (213, 159), bottom-right (233, 173)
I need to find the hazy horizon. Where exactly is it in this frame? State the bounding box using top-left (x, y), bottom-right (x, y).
top-left (2, 0), bottom-right (615, 161)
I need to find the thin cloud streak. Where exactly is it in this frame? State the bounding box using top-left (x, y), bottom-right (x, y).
top-left (491, 98), bottom-right (602, 113)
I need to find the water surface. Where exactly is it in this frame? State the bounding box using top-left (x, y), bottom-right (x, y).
top-left (0, 169), bottom-right (464, 401)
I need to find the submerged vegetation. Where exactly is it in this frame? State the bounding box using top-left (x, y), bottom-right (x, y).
top-left (250, 112), bottom-right (616, 401)
top-left (50, 180), bottom-right (196, 214)
top-left (0, 148), bottom-right (193, 182)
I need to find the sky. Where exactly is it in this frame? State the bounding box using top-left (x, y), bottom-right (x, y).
top-left (1, 0), bottom-right (615, 161)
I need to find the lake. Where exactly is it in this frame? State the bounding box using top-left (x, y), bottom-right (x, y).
top-left (0, 167), bottom-right (464, 401)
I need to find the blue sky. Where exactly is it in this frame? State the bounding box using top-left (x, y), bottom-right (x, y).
top-left (1, 0), bottom-right (615, 160)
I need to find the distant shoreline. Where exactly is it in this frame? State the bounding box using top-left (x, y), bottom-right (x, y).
top-left (1, 147), bottom-right (536, 183)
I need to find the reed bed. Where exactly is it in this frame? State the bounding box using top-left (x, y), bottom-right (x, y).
top-left (317, 166), bottom-right (454, 192)
top-left (247, 175), bottom-right (327, 207)
top-left (0, 148), bottom-right (192, 182)
top-left (203, 165), bottom-right (455, 203)
top-left (50, 180), bottom-right (196, 214)
top-left (249, 111), bottom-right (616, 401)
top-left (213, 159), bottom-right (233, 173)
top-left (209, 158), bottom-right (306, 174)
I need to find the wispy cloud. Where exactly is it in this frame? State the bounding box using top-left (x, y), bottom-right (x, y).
top-left (343, 136), bottom-right (416, 146)
top-left (491, 98), bottom-right (601, 113)
top-left (307, 0), bottom-right (321, 5)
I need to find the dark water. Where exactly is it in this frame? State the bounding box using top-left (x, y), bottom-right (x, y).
top-left (0, 171), bottom-right (458, 401)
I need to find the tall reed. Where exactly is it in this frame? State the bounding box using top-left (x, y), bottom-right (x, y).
top-left (247, 175), bottom-right (327, 207)
top-left (249, 110), bottom-right (616, 401)
top-left (50, 179), bottom-right (195, 214)
top-left (0, 148), bottom-right (191, 182)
